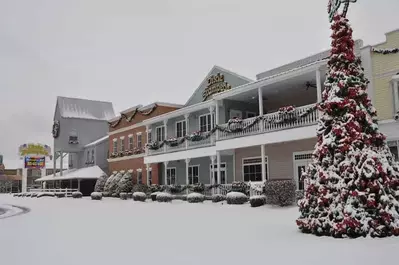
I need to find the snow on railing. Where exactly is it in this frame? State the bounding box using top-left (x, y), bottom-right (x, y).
top-left (218, 116), bottom-right (260, 140)
top-left (29, 188), bottom-right (78, 197)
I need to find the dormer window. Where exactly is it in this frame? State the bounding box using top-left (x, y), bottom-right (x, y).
top-left (69, 130), bottom-right (79, 144)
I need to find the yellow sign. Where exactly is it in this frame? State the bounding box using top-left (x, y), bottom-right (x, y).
top-left (202, 73), bottom-right (232, 101)
top-left (19, 143), bottom-right (51, 157)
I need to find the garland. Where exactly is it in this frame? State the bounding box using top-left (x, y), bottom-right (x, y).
top-left (109, 148), bottom-right (145, 159)
top-left (372, 48), bottom-right (399, 55)
top-left (146, 105), bottom-right (317, 150)
top-left (108, 104), bottom-right (157, 128)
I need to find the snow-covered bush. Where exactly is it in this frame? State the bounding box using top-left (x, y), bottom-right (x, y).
top-left (25, 193), bottom-right (32, 197)
top-left (151, 192), bottom-right (159, 201)
top-left (164, 185), bottom-right (186, 194)
top-left (295, 190), bottom-right (304, 202)
top-left (148, 184), bottom-right (162, 193)
top-left (111, 193), bottom-right (118, 198)
top-left (133, 192), bottom-right (146, 202)
top-left (103, 172), bottom-right (116, 193)
top-left (37, 192), bottom-right (55, 198)
top-left (132, 184), bottom-right (148, 193)
top-left (265, 179), bottom-right (296, 206)
top-left (231, 181), bottom-right (249, 195)
top-left (174, 194), bottom-right (187, 201)
top-left (91, 192), bottom-right (102, 200)
top-left (72, 191), bottom-right (83, 198)
top-left (55, 193), bottom-right (66, 198)
top-left (119, 192), bottom-right (128, 200)
top-left (226, 192), bottom-right (248, 205)
top-left (127, 192), bottom-right (133, 199)
top-left (190, 183), bottom-right (205, 193)
top-left (116, 171), bottom-right (133, 194)
top-left (187, 193), bottom-right (205, 203)
top-left (212, 194), bottom-right (226, 203)
top-left (102, 192), bottom-right (111, 197)
top-left (94, 174), bottom-right (108, 192)
top-left (104, 171), bottom-right (124, 195)
top-left (250, 195), bottom-right (266, 208)
top-left (156, 192), bottom-right (173, 202)
top-left (31, 193), bottom-right (37, 198)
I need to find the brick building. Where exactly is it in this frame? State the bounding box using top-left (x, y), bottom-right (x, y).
top-left (107, 102), bottom-right (182, 185)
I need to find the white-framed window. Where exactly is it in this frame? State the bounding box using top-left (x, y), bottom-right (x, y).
top-left (120, 137), bottom-right (125, 152)
top-left (147, 131), bottom-right (152, 143)
top-left (199, 113), bottom-right (215, 132)
top-left (166, 167), bottom-right (176, 185)
top-left (188, 165), bottom-right (199, 184)
top-left (176, 120), bottom-right (187, 138)
top-left (137, 170), bottom-right (142, 184)
top-left (242, 157), bottom-right (268, 182)
top-left (246, 111), bottom-right (257, 118)
top-left (293, 151), bottom-right (313, 190)
top-left (148, 169), bottom-right (152, 185)
top-left (156, 126), bottom-right (165, 142)
top-left (210, 163), bottom-right (227, 184)
top-left (128, 135), bottom-right (134, 150)
top-left (91, 150), bottom-right (95, 162)
top-left (388, 141), bottom-right (399, 162)
top-left (137, 134), bottom-right (142, 149)
top-left (112, 139), bottom-right (118, 153)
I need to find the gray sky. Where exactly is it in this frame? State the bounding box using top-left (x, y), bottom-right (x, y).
top-left (0, 0), bottom-right (398, 160)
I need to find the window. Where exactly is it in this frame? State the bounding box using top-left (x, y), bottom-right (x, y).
top-left (188, 165), bottom-right (199, 184)
top-left (120, 138), bottom-right (125, 152)
top-left (246, 112), bottom-right (257, 118)
top-left (69, 130), bottom-right (79, 144)
top-left (176, 120), bottom-right (187, 138)
top-left (86, 151), bottom-right (90, 162)
top-left (128, 136), bottom-right (134, 150)
top-left (243, 157), bottom-right (268, 182)
top-left (148, 170), bottom-right (152, 185)
top-left (91, 150), bottom-right (95, 163)
top-left (156, 126), bottom-right (165, 142)
top-left (166, 168), bottom-right (176, 185)
top-left (112, 139), bottom-right (118, 153)
top-left (388, 141), bottom-right (399, 161)
top-left (137, 134), bottom-right (142, 149)
top-left (147, 131), bottom-right (152, 143)
top-left (137, 170), bottom-right (142, 184)
top-left (199, 113), bottom-right (215, 132)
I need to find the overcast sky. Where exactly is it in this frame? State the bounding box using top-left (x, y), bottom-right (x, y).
top-left (0, 0), bottom-right (398, 160)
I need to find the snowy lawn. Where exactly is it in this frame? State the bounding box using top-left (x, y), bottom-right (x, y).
top-left (1, 194), bottom-right (398, 265)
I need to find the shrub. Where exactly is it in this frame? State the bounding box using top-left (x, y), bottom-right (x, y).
top-left (37, 192), bottom-right (55, 198)
top-left (156, 192), bottom-right (173, 202)
top-left (55, 193), bottom-right (66, 198)
top-left (94, 174), bottom-right (108, 192)
top-left (133, 192), bottom-right (146, 202)
top-left (111, 193), bottom-right (118, 198)
top-left (116, 172), bottom-right (133, 194)
top-left (187, 193), bottom-right (205, 203)
top-left (151, 192), bottom-right (159, 201)
top-left (25, 193), bottom-right (32, 197)
top-left (72, 191), bottom-right (83, 198)
top-left (264, 179), bottom-right (296, 206)
top-left (231, 181), bottom-right (249, 195)
top-left (174, 194), bottom-right (187, 201)
top-left (104, 172), bottom-right (124, 195)
top-left (211, 194), bottom-right (226, 203)
top-left (102, 192), bottom-right (111, 197)
top-left (132, 184), bottom-right (148, 194)
top-left (91, 192), bottom-right (102, 200)
top-left (164, 185), bottom-right (186, 194)
top-left (190, 183), bottom-right (205, 193)
top-left (295, 190), bottom-right (304, 202)
top-left (148, 184), bottom-right (162, 193)
top-left (226, 192), bottom-right (248, 205)
top-left (103, 172), bottom-right (116, 193)
top-left (31, 193), bottom-right (37, 198)
top-left (127, 192), bottom-right (133, 199)
top-left (250, 195), bottom-right (266, 208)
top-left (120, 192), bottom-right (128, 200)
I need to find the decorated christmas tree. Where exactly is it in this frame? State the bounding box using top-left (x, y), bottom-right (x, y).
top-left (296, 13), bottom-right (399, 238)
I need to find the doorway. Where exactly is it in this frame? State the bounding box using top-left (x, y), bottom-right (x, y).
top-left (210, 163), bottom-right (227, 184)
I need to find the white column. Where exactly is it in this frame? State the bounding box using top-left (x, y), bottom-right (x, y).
top-left (261, 145), bottom-right (266, 182)
top-left (215, 101), bottom-right (220, 140)
top-left (209, 106), bottom-right (215, 144)
top-left (163, 120), bottom-right (168, 152)
top-left (216, 151), bottom-right (221, 184)
top-left (393, 80), bottom-right (399, 113)
top-left (146, 164), bottom-right (150, 185)
top-left (78, 179), bottom-right (81, 191)
top-left (22, 167), bottom-right (28, 193)
top-left (146, 126), bottom-right (151, 155)
top-left (164, 161), bottom-right (169, 185)
top-left (210, 156), bottom-right (215, 184)
top-left (184, 114), bottom-right (189, 149)
top-left (185, 158), bottom-right (191, 188)
top-left (53, 151), bottom-right (57, 177)
top-left (60, 151), bottom-right (63, 176)
top-left (258, 87), bottom-right (264, 132)
top-left (316, 68), bottom-right (322, 103)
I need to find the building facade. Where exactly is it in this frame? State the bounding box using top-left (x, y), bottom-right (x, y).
top-left (107, 103), bottom-right (182, 184)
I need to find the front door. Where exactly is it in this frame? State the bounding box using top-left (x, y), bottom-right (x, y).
top-left (210, 163), bottom-right (226, 184)
top-left (295, 162), bottom-right (308, 191)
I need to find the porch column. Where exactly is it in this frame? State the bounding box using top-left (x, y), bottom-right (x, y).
top-left (60, 151), bottom-right (63, 176)
top-left (210, 155), bottom-right (215, 184)
top-left (77, 179), bottom-right (81, 191)
top-left (261, 145), bottom-right (266, 182)
top-left (146, 164), bottom-right (150, 185)
top-left (393, 80), bottom-right (399, 113)
top-left (209, 106), bottom-right (215, 144)
top-left (164, 161), bottom-right (169, 185)
top-left (146, 126), bottom-right (151, 155)
top-left (215, 101), bottom-right (220, 140)
top-left (53, 151), bottom-right (57, 177)
top-left (316, 68), bottom-right (322, 103)
top-left (185, 158), bottom-right (191, 188)
top-left (216, 151), bottom-right (221, 184)
top-left (163, 120), bottom-right (168, 152)
top-left (184, 114), bottom-right (189, 149)
top-left (258, 87), bottom-right (264, 132)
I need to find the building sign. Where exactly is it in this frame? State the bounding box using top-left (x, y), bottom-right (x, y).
top-left (24, 156), bottom-right (46, 169)
top-left (19, 143), bottom-right (51, 157)
top-left (202, 73), bottom-right (232, 101)
top-left (328, 0), bottom-right (357, 22)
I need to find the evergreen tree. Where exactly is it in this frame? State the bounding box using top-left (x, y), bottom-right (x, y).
top-left (94, 174), bottom-right (108, 192)
top-left (296, 15), bottom-right (399, 238)
top-left (116, 171), bottom-right (133, 194)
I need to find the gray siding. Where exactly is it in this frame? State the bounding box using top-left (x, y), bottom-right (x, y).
top-left (223, 100), bottom-right (260, 120)
top-left (235, 138), bottom-right (316, 181)
top-left (77, 139), bottom-right (109, 173)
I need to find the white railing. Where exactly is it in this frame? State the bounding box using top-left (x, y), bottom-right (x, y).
top-left (187, 135), bottom-right (213, 149)
top-left (219, 103), bottom-right (318, 141)
top-left (148, 135), bottom-right (215, 155)
top-left (29, 188), bottom-right (78, 197)
top-left (249, 182), bottom-right (264, 197)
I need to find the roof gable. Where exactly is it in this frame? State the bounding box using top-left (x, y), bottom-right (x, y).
top-left (184, 65), bottom-right (253, 107)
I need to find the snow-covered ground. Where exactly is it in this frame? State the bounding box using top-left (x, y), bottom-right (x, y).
top-left (0, 194), bottom-right (398, 265)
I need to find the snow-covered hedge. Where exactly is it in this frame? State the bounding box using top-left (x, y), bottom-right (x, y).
top-left (116, 172), bottom-right (133, 194)
top-left (190, 183), bottom-right (205, 193)
top-left (226, 192), bottom-right (248, 205)
top-left (111, 193), bottom-right (118, 198)
top-left (265, 179), bottom-right (296, 206)
top-left (119, 192), bottom-right (128, 200)
top-left (148, 184), bottom-right (162, 193)
top-left (156, 192), bottom-right (173, 202)
top-left (72, 191), bottom-right (83, 198)
top-left (133, 192), bottom-right (146, 202)
top-left (187, 193), bottom-right (205, 203)
top-left (174, 194), bottom-right (187, 201)
top-left (132, 184), bottom-right (148, 193)
top-left (102, 192), bottom-right (111, 197)
top-left (25, 193), bottom-right (32, 197)
top-left (212, 194), bottom-right (226, 203)
top-left (231, 181), bottom-right (250, 195)
top-left (250, 195), bottom-right (266, 208)
top-left (104, 172), bottom-right (124, 195)
top-left (103, 172), bottom-right (116, 193)
top-left (55, 193), bottom-right (66, 198)
top-left (127, 192), bottom-right (133, 199)
top-left (94, 174), bottom-right (108, 192)
top-left (31, 193), bottom-right (38, 198)
top-left (91, 192), bottom-right (102, 200)
top-left (151, 192), bottom-right (159, 201)
top-left (37, 192), bottom-right (55, 198)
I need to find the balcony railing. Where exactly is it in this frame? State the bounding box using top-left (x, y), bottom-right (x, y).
top-left (218, 103), bottom-right (318, 141)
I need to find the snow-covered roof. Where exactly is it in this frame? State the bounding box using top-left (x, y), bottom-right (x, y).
top-left (84, 135), bottom-right (108, 148)
top-left (35, 166), bottom-right (106, 182)
top-left (57, 96), bottom-right (115, 121)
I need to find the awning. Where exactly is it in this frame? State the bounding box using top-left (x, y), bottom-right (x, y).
top-left (35, 166), bottom-right (106, 182)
